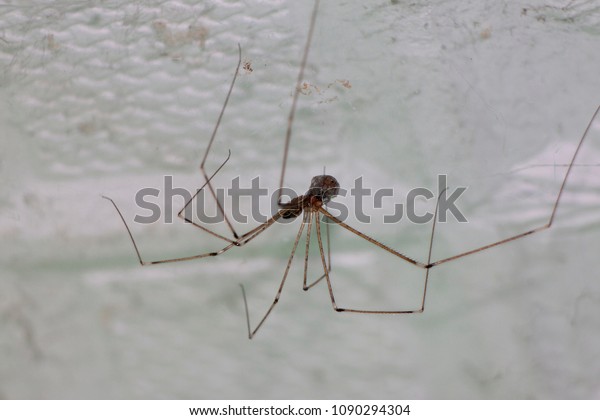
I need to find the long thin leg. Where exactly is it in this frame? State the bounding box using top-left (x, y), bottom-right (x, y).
top-left (302, 211), bottom-right (314, 290)
top-left (104, 152), bottom-right (284, 266)
top-left (317, 208), bottom-right (427, 269)
top-left (236, 212), bottom-right (284, 246)
top-left (303, 211), bottom-right (331, 291)
top-left (417, 188), bottom-right (445, 312)
top-left (428, 104), bottom-right (600, 268)
top-left (315, 189), bottom-right (444, 314)
top-left (278, 0), bottom-right (320, 205)
top-left (324, 212), bottom-right (331, 269)
top-left (105, 202), bottom-right (283, 266)
top-left (177, 44), bottom-right (243, 242)
top-left (241, 213), bottom-right (309, 339)
top-left (102, 151), bottom-right (231, 264)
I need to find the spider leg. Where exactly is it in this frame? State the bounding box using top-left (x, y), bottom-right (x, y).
top-left (302, 211), bottom-right (314, 290)
top-left (303, 210), bottom-right (332, 291)
top-left (428, 104), bottom-right (600, 269)
top-left (277, 0), bottom-right (320, 206)
top-left (103, 151), bottom-right (234, 264)
top-left (317, 208), bottom-right (427, 269)
top-left (240, 212), bottom-right (309, 339)
top-left (106, 43), bottom-right (289, 265)
top-left (104, 151), bottom-right (285, 266)
top-left (236, 212), bottom-right (284, 246)
top-left (315, 188), bottom-right (443, 314)
top-left (178, 44), bottom-right (243, 243)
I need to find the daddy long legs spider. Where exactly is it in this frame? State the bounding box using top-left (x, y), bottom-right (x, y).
top-left (103, 0), bottom-right (599, 339)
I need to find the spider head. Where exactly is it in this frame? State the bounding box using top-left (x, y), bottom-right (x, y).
top-left (307, 175), bottom-right (340, 204)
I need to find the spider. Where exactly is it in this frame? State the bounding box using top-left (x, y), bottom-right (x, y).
top-left (103, 0), bottom-right (599, 338)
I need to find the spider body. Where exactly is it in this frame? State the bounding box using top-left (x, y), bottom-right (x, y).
top-left (280, 175), bottom-right (340, 219)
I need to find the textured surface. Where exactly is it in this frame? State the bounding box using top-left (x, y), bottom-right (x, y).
top-left (1, 0), bottom-right (600, 399)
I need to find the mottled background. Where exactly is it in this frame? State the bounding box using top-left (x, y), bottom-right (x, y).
top-left (1, 0), bottom-right (600, 399)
